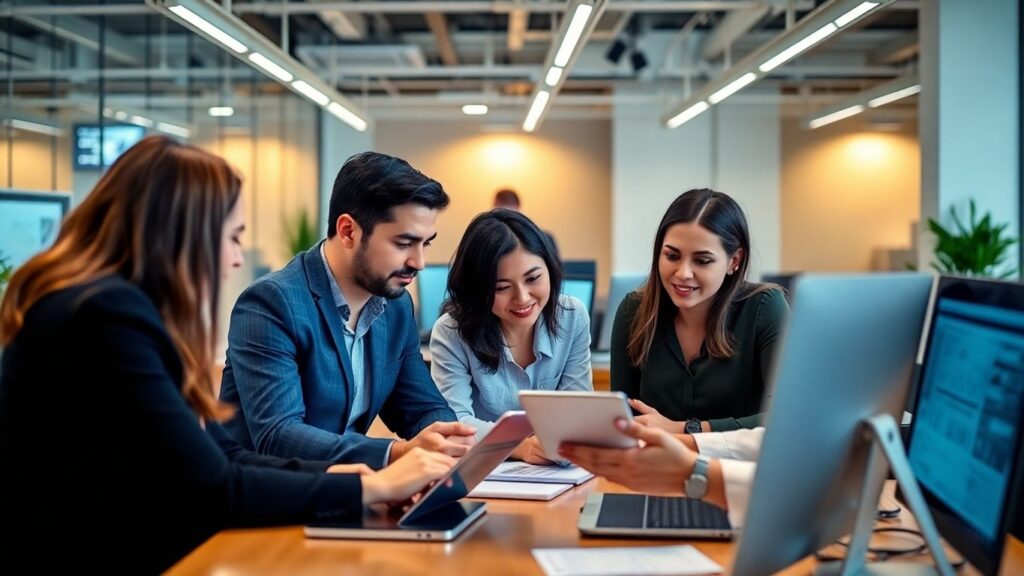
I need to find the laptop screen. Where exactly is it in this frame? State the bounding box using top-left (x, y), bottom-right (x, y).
top-left (909, 297), bottom-right (1024, 543)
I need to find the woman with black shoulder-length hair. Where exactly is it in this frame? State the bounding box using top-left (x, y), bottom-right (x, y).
top-left (0, 136), bottom-right (453, 573)
top-left (611, 188), bottom-right (789, 434)
top-left (430, 209), bottom-right (592, 465)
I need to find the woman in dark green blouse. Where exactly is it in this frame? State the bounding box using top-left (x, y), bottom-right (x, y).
top-left (611, 188), bottom-right (789, 433)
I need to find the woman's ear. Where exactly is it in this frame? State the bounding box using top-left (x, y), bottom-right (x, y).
top-left (728, 248), bottom-right (745, 275)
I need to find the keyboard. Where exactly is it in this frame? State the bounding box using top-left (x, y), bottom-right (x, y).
top-left (646, 496), bottom-right (732, 529)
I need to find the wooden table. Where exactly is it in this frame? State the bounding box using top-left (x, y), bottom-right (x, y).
top-left (167, 478), bottom-right (1022, 575)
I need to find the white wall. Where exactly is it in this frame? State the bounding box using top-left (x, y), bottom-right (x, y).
top-left (920, 0), bottom-right (1020, 275)
top-left (320, 114), bottom-right (375, 238)
top-left (611, 86), bottom-right (781, 280)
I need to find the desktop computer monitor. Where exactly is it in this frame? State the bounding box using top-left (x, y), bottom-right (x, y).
top-left (414, 264), bottom-right (449, 340)
top-left (595, 272), bottom-right (647, 351)
top-left (901, 276), bottom-right (1024, 576)
top-left (0, 190), bottom-right (71, 268)
top-left (561, 278), bottom-right (595, 319)
top-left (731, 274), bottom-right (934, 575)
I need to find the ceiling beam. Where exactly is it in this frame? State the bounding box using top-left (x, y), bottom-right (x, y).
top-left (15, 14), bottom-right (146, 66)
top-left (508, 8), bottom-right (528, 52)
top-left (868, 31), bottom-right (918, 65)
top-left (424, 12), bottom-right (459, 65)
top-left (232, 1), bottom-right (765, 16)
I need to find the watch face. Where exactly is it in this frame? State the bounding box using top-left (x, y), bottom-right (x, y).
top-left (685, 419), bottom-right (702, 434)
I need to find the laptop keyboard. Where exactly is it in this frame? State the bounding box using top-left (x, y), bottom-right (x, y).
top-left (645, 496), bottom-right (731, 529)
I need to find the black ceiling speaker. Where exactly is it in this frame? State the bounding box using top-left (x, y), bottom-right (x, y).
top-left (605, 39), bottom-right (626, 64)
top-left (630, 50), bottom-right (648, 73)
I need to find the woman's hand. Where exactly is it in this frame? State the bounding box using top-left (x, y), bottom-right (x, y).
top-left (629, 398), bottom-right (685, 434)
top-left (511, 435), bottom-right (558, 465)
top-left (361, 447), bottom-right (455, 506)
top-left (559, 419), bottom-right (697, 495)
top-left (326, 463), bottom-right (375, 476)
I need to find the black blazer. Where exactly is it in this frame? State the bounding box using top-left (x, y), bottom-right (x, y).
top-left (0, 276), bottom-right (363, 573)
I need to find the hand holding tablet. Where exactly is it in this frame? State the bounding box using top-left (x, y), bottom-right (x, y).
top-left (518, 391), bottom-right (639, 457)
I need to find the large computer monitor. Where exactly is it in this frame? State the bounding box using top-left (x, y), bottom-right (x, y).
top-left (414, 264), bottom-right (450, 340)
top-left (731, 274), bottom-right (934, 574)
top-left (561, 278), bottom-right (595, 319)
top-left (902, 277), bottom-right (1024, 575)
top-left (0, 190), bottom-right (71, 268)
top-left (73, 123), bottom-right (145, 169)
top-left (595, 272), bottom-right (647, 351)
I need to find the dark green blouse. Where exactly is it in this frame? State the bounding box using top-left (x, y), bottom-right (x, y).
top-left (610, 285), bottom-right (789, 431)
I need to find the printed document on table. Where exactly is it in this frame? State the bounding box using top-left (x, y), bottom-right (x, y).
top-left (532, 545), bottom-right (723, 576)
top-left (468, 480), bottom-right (572, 501)
top-left (486, 461), bottom-right (594, 485)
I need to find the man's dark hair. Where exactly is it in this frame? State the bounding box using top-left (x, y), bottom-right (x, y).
top-left (327, 151), bottom-right (449, 238)
top-left (493, 188), bottom-right (521, 208)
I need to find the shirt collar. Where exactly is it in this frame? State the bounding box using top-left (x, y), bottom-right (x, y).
top-left (502, 309), bottom-right (556, 361)
top-left (318, 242), bottom-right (387, 325)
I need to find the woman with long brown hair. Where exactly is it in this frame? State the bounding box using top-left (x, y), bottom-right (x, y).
top-left (0, 136), bottom-right (453, 573)
top-left (610, 188), bottom-right (789, 433)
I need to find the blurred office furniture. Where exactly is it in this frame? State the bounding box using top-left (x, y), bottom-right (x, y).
top-left (414, 264), bottom-right (450, 342)
top-left (595, 272), bottom-right (646, 352)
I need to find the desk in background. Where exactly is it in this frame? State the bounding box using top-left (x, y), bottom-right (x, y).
top-left (167, 479), bottom-right (1023, 575)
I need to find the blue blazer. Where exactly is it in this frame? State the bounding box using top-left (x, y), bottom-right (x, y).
top-left (220, 242), bottom-right (456, 466)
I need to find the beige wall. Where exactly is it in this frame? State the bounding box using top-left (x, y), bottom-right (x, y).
top-left (0, 131), bottom-right (73, 192)
top-left (375, 119), bottom-right (613, 298)
top-left (781, 117), bottom-right (920, 273)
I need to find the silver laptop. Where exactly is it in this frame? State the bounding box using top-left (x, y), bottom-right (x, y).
top-left (305, 411), bottom-right (533, 541)
top-left (579, 493), bottom-right (736, 539)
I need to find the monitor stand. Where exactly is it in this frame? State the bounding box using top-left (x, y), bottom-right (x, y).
top-left (814, 414), bottom-right (955, 576)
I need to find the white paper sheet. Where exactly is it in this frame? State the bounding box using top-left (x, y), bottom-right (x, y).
top-left (468, 480), bottom-right (572, 501)
top-left (531, 545), bottom-right (723, 576)
top-left (486, 461), bottom-right (595, 485)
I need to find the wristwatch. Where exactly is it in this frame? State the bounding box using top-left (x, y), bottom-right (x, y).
top-left (684, 454), bottom-right (711, 499)
top-left (684, 418), bottom-right (702, 434)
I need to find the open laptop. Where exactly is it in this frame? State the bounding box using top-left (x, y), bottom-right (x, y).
top-left (305, 411), bottom-right (532, 541)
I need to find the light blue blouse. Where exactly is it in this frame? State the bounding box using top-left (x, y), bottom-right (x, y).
top-left (430, 294), bottom-right (593, 439)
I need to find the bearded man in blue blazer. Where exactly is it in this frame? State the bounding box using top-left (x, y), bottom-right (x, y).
top-left (220, 152), bottom-right (474, 468)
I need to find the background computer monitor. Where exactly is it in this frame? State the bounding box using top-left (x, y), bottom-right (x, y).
top-left (561, 278), bottom-right (595, 319)
top-left (73, 123), bottom-right (146, 169)
top-left (732, 274), bottom-right (933, 574)
top-left (0, 190), bottom-right (71, 268)
top-left (902, 276), bottom-right (1024, 576)
top-left (562, 260), bottom-right (596, 281)
top-left (596, 272), bottom-right (647, 351)
top-left (414, 264), bottom-right (449, 339)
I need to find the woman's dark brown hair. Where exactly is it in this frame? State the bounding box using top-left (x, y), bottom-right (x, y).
top-left (0, 135), bottom-right (240, 420)
top-left (627, 188), bottom-right (772, 366)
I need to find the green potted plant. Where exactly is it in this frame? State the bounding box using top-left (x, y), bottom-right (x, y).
top-left (282, 206), bottom-right (319, 259)
top-left (0, 252), bottom-right (13, 297)
top-left (928, 200), bottom-right (1018, 279)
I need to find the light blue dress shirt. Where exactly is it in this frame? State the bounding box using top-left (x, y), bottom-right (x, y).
top-left (430, 294), bottom-right (593, 439)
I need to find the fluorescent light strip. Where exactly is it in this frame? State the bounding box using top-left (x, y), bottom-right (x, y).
top-left (553, 3), bottom-right (594, 67)
top-left (248, 52), bottom-right (294, 82)
top-left (834, 1), bottom-right (879, 28)
top-left (758, 23), bottom-right (837, 73)
top-left (666, 101), bottom-right (709, 129)
top-left (208, 106), bottom-right (235, 117)
top-left (129, 115), bottom-right (154, 127)
top-left (114, 110), bottom-right (128, 121)
top-left (4, 119), bottom-right (62, 136)
top-left (808, 104), bottom-right (865, 129)
top-left (523, 91), bottom-right (551, 132)
top-left (868, 84), bottom-right (921, 108)
top-left (168, 5), bottom-right (248, 55)
top-left (462, 104), bottom-right (489, 116)
top-left (156, 122), bottom-right (192, 138)
top-left (327, 102), bottom-right (368, 132)
top-left (708, 72), bottom-right (757, 105)
top-left (544, 66), bottom-right (564, 87)
top-left (292, 80), bottom-right (330, 106)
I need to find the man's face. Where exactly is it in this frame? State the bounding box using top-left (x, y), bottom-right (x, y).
top-left (352, 203), bottom-right (439, 299)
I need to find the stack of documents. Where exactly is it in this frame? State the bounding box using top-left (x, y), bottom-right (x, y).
top-left (468, 462), bottom-right (595, 501)
top-left (532, 545), bottom-right (723, 576)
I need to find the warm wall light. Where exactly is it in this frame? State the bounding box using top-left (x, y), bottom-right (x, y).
top-left (482, 138), bottom-right (525, 168)
top-left (848, 135), bottom-right (888, 163)
top-left (462, 104), bottom-right (489, 116)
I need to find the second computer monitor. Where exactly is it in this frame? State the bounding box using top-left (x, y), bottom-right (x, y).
top-left (731, 274), bottom-right (933, 575)
top-left (596, 272), bottom-right (647, 352)
top-left (415, 264), bottom-right (449, 340)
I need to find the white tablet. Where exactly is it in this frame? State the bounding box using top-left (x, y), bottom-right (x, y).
top-left (518, 391), bottom-right (638, 457)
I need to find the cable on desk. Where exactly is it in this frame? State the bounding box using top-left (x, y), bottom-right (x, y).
top-left (814, 527), bottom-right (966, 569)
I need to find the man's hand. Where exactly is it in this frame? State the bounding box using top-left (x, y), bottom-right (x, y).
top-left (389, 421), bottom-right (476, 464)
top-left (326, 463), bottom-right (375, 475)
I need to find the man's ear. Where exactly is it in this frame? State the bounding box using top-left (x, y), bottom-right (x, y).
top-left (335, 214), bottom-right (362, 249)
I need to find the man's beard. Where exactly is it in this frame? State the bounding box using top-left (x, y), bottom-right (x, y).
top-left (351, 242), bottom-right (417, 300)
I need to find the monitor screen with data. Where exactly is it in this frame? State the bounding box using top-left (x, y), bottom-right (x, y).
top-left (907, 279), bottom-right (1024, 575)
